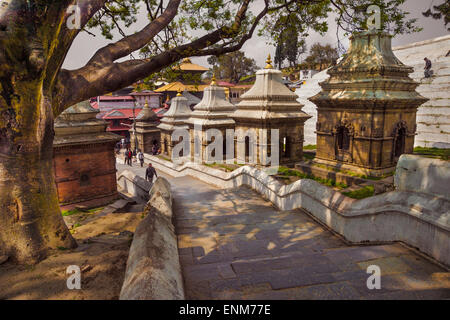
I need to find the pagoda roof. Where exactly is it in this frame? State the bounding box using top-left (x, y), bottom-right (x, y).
top-left (103, 109), bottom-right (142, 119)
top-left (154, 81), bottom-right (208, 93)
top-left (173, 58), bottom-right (209, 72)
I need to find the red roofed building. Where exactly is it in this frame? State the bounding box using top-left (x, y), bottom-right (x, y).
top-left (103, 108), bottom-right (142, 138)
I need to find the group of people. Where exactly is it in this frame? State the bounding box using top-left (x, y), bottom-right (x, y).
top-left (121, 148), bottom-right (158, 183)
top-left (123, 148), bottom-right (146, 167)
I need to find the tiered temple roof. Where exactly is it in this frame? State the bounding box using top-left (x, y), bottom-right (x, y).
top-left (309, 31), bottom-right (428, 109)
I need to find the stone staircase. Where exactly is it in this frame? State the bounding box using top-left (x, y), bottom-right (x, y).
top-left (295, 69), bottom-right (329, 146)
top-left (393, 35), bottom-right (450, 148)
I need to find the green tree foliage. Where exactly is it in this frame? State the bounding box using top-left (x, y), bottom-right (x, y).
top-left (304, 43), bottom-right (339, 70)
top-left (207, 51), bottom-right (258, 83)
top-left (422, 0), bottom-right (450, 31)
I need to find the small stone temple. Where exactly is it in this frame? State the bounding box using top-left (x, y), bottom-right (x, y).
top-left (157, 91), bottom-right (192, 158)
top-left (131, 99), bottom-right (161, 153)
top-left (53, 100), bottom-right (121, 206)
top-left (233, 55), bottom-right (311, 166)
top-left (186, 76), bottom-right (236, 163)
top-left (310, 31), bottom-right (428, 177)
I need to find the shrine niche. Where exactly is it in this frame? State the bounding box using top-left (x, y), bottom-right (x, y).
top-left (309, 31), bottom-right (428, 177)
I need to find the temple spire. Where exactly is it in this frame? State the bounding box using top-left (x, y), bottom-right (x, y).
top-left (265, 54), bottom-right (273, 69)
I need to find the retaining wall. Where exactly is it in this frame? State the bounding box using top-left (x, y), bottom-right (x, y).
top-left (119, 177), bottom-right (185, 300)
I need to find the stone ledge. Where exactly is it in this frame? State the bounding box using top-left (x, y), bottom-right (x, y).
top-left (145, 154), bottom-right (449, 266)
top-left (119, 177), bottom-right (185, 300)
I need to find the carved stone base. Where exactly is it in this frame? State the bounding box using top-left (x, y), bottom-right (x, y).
top-left (312, 157), bottom-right (395, 177)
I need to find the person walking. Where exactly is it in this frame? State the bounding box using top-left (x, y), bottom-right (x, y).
top-left (123, 148), bottom-right (128, 165)
top-left (424, 57), bottom-right (432, 78)
top-left (137, 150), bottom-right (144, 167)
top-left (126, 148), bottom-right (133, 166)
top-left (145, 163), bottom-right (158, 184)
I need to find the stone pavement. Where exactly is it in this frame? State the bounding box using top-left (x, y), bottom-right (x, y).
top-left (116, 160), bottom-right (450, 300)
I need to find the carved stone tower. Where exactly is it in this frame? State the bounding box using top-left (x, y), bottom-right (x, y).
top-left (310, 31), bottom-right (428, 177)
top-left (131, 99), bottom-right (160, 153)
top-left (185, 76), bottom-right (236, 163)
top-left (157, 91), bottom-right (191, 158)
top-left (233, 55), bottom-right (311, 166)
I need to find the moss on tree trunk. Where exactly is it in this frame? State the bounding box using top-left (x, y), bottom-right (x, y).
top-left (0, 82), bottom-right (76, 264)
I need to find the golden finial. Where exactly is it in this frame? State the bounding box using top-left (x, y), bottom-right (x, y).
top-left (144, 97), bottom-right (149, 108)
top-left (176, 88), bottom-right (182, 97)
top-left (211, 73), bottom-right (217, 85)
top-left (265, 54), bottom-right (273, 69)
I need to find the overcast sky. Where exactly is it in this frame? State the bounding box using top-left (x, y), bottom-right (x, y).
top-left (63, 0), bottom-right (449, 70)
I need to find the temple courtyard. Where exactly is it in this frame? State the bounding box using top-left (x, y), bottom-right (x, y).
top-left (115, 162), bottom-right (450, 300)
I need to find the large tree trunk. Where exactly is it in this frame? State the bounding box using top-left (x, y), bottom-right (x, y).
top-left (0, 86), bottom-right (76, 264)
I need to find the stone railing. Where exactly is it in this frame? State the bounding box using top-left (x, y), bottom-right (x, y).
top-left (117, 170), bottom-right (152, 203)
top-left (145, 154), bottom-right (450, 266)
top-left (120, 177), bottom-right (185, 300)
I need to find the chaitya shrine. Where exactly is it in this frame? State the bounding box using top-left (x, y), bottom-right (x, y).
top-left (310, 31), bottom-right (428, 176)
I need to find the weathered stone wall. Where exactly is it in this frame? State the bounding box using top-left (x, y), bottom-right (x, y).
top-left (120, 177), bottom-right (185, 300)
top-left (145, 153), bottom-right (449, 266)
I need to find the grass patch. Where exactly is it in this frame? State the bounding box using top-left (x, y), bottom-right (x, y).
top-left (57, 246), bottom-right (68, 251)
top-left (311, 163), bottom-right (387, 180)
top-left (303, 144), bottom-right (317, 150)
top-left (204, 162), bottom-right (236, 172)
top-left (61, 209), bottom-right (81, 216)
top-left (61, 207), bottom-right (103, 216)
top-left (303, 153), bottom-right (315, 160)
top-left (157, 154), bottom-right (172, 162)
top-left (413, 147), bottom-right (449, 160)
top-left (278, 166), bottom-right (348, 189)
top-left (342, 186), bottom-right (375, 199)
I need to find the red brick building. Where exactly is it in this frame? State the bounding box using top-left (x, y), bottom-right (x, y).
top-left (53, 100), bottom-right (121, 206)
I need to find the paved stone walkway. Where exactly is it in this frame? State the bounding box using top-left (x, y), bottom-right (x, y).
top-left (117, 161), bottom-right (450, 300)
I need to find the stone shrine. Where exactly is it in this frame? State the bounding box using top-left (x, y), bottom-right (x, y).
top-left (53, 100), bottom-right (121, 206)
top-left (157, 91), bottom-right (192, 158)
top-left (310, 31), bottom-right (428, 176)
top-left (131, 99), bottom-right (161, 153)
top-left (233, 55), bottom-right (311, 166)
top-left (185, 76), bottom-right (236, 163)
